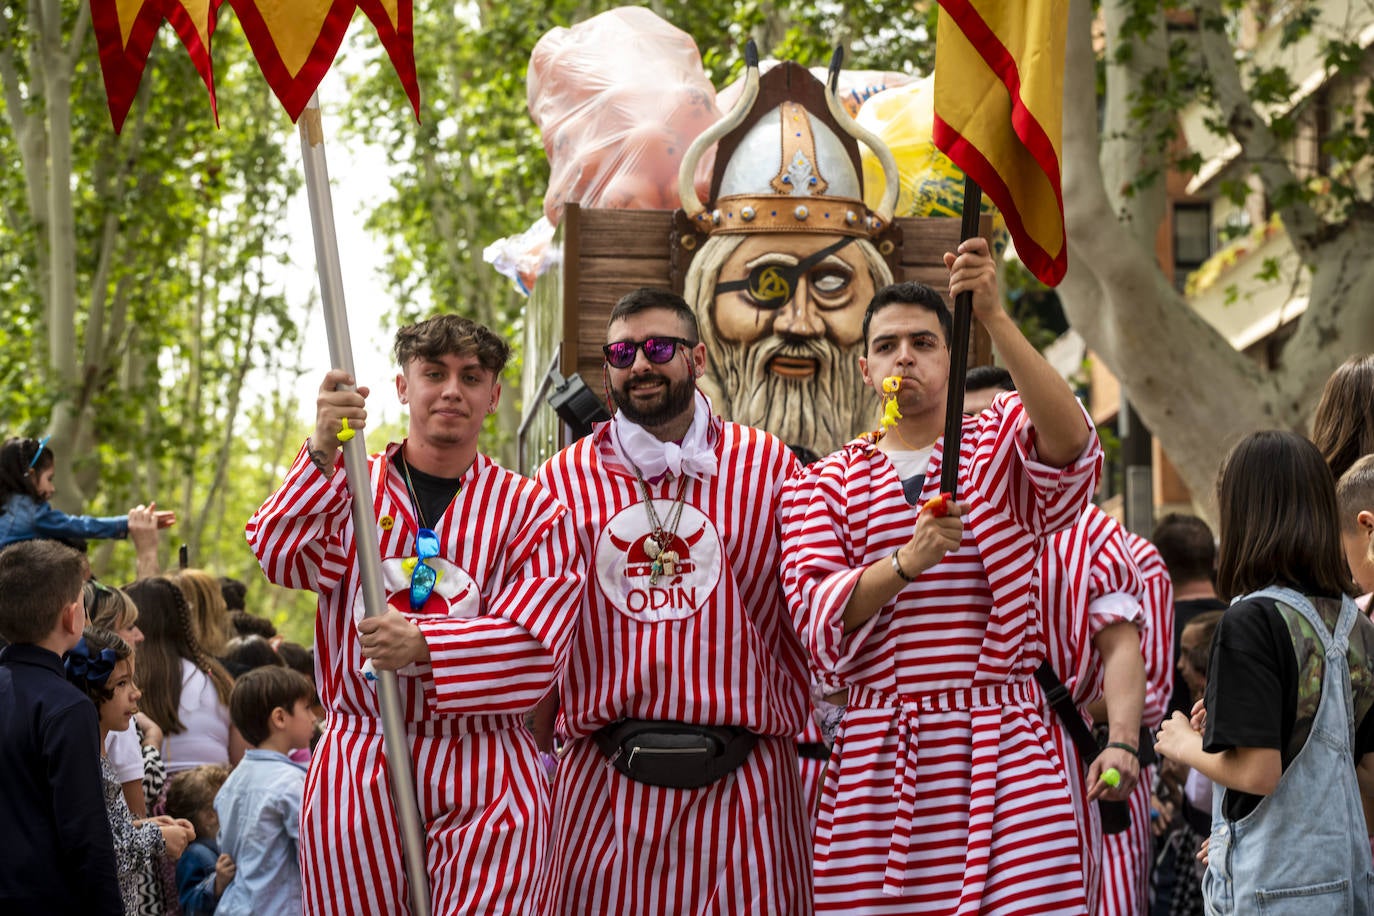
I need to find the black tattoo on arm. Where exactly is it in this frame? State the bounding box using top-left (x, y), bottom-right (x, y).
top-left (307, 438), bottom-right (336, 477)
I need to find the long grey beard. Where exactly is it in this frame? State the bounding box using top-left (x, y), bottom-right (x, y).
top-left (705, 334), bottom-right (875, 457)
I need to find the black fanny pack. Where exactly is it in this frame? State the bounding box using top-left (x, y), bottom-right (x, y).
top-left (591, 719), bottom-right (758, 789)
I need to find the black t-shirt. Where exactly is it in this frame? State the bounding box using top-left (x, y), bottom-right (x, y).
top-left (390, 453), bottom-right (463, 530)
top-left (1203, 593), bottom-right (1374, 820)
top-left (1168, 597), bottom-right (1228, 716)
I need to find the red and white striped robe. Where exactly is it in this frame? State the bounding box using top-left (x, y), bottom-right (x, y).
top-left (247, 442), bottom-right (583, 916)
top-left (780, 391), bottom-right (1102, 916)
top-left (1037, 505), bottom-right (1146, 912)
top-left (1099, 534), bottom-right (1174, 916)
top-left (534, 416), bottom-right (812, 916)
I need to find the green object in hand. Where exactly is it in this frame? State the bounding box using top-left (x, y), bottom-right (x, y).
top-left (1101, 767), bottom-right (1121, 788)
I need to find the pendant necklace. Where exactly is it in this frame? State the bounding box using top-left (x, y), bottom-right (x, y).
top-left (632, 469), bottom-right (689, 585)
top-left (398, 450), bottom-right (461, 608)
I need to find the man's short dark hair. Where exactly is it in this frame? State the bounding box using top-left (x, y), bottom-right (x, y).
top-left (966, 365), bottom-right (1014, 393)
top-left (0, 539), bottom-right (87, 644)
top-left (607, 288), bottom-right (700, 343)
top-left (393, 314), bottom-right (511, 374)
top-left (1150, 513), bottom-right (1216, 586)
top-left (862, 282), bottom-right (952, 353)
top-left (229, 666), bottom-right (316, 746)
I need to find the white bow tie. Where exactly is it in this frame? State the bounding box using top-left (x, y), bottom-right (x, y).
top-left (611, 391), bottom-right (717, 482)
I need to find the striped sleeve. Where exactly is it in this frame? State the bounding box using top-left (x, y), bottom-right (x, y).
top-left (1086, 510), bottom-right (1145, 636)
top-left (780, 450), bottom-right (877, 680)
top-left (245, 440), bottom-right (352, 595)
top-left (418, 489), bottom-right (585, 717)
top-left (968, 391), bottom-right (1102, 539)
top-left (1127, 533), bottom-right (1175, 728)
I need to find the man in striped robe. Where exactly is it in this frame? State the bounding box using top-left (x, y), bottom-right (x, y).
top-left (535, 287), bottom-right (812, 915)
top-left (780, 237), bottom-right (1102, 915)
top-left (247, 315), bottom-right (584, 915)
top-left (967, 369), bottom-right (1149, 912)
top-left (1098, 533), bottom-right (1174, 916)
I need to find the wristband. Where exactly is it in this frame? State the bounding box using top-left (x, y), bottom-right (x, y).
top-left (890, 551), bottom-right (916, 583)
top-left (1104, 741), bottom-right (1139, 759)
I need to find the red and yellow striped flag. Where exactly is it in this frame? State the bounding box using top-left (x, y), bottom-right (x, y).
top-left (90, 0), bottom-right (418, 130)
top-left (933, 0), bottom-right (1068, 286)
top-left (91, 0), bottom-right (220, 132)
top-left (227, 0), bottom-right (418, 122)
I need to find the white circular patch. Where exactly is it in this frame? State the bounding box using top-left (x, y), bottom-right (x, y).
top-left (595, 500), bottom-right (723, 623)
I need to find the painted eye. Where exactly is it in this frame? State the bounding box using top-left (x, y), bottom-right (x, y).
top-left (810, 268), bottom-right (850, 295)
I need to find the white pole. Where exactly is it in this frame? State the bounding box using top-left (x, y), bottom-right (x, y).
top-left (296, 92), bottom-right (433, 916)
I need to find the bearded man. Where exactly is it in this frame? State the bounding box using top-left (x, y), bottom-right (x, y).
top-left (535, 286), bottom-right (812, 916)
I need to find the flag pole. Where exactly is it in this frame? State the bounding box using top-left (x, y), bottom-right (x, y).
top-left (297, 92), bottom-right (433, 916)
top-left (939, 175), bottom-right (983, 499)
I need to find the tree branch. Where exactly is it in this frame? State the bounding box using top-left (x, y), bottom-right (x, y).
top-left (0, 6), bottom-right (30, 141)
top-left (1061, 0), bottom-right (1284, 509)
top-left (1100, 0), bottom-right (1170, 243)
top-left (1193, 0), bottom-right (1322, 256)
top-left (66, 1), bottom-right (89, 84)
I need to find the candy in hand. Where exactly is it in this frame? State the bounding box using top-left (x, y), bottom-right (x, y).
top-left (1100, 767), bottom-right (1121, 788)
top-left (338, 417), bottom-right (356, 442)
top-left (922, 492), bottom-right (953, 517)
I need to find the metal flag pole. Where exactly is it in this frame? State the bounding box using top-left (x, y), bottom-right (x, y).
top-left (939, 175), bottom-right (984, 499)
top-left (297, 92), bottom-right (433, 916)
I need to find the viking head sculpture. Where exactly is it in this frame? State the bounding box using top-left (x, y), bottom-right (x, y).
top-left (678, 50), bottom-right (902, 457)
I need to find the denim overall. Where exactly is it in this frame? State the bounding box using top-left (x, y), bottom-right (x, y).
top-left (1203, 587), bottom-right (1374, 915)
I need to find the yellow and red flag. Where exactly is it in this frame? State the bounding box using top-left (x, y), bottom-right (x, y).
top-left (91, 0), bottom-right (220, 132)
top-left (933, 1), bottom-right (1068, 286)
top-left (90, 0), bottom-right (419, 130)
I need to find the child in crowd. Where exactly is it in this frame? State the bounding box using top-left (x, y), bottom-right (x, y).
top-left (1337, 454), bottom-right (1374, 609)
top-left (86, 579), bottom-right (164, 817)
top-left (85, 580), bottom-right (172, 915)
top-left (214, 666), bottom-right (316, 915)
top-left (126, 576), bottom-right (242, 774)
top-left (273, 640), bottom-right (323, 765)
top-left (220, 634), bottom-right (284, 678)
top-left (1156, 430), bottom-right (1374, 913)
top-left (66, 625), bottom-right (195, 913)
top-left (0, 435), bottom-right (175, 552)
top-left (1152, 609), bottom-right (1223, 916)
top-left (165, 765), bottom-right (235, 915)
top-left (0, 539), bottom-right (122, 913)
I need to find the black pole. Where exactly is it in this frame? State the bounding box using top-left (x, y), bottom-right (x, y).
top-left (939, 175), bottom-right (984, 499)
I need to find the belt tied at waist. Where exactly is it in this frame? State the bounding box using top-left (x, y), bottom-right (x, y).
top-left (843, 678), bottom-right (1041, 897)
top-left (326, 710), bottom-right (524, 739)
top-left (847, 678), bottom-right (1039, 714)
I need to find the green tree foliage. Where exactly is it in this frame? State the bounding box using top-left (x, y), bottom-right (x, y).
top-left (1059, 0), bottom-right (1374, 508)
top-left (1, 3), bottom-right (314, 637)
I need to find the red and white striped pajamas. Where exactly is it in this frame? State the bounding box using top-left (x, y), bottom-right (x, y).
top-left (534, 417), bottom-right (813, 916)
top-left (780, 392), bottom-right (1103, 915)
top-left (1037, 504), bottom-right (1145, 911)
top-left (1098, 534), bottom-right (1174, 916)
top-left (247, 442), bottom-right (583, 916)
